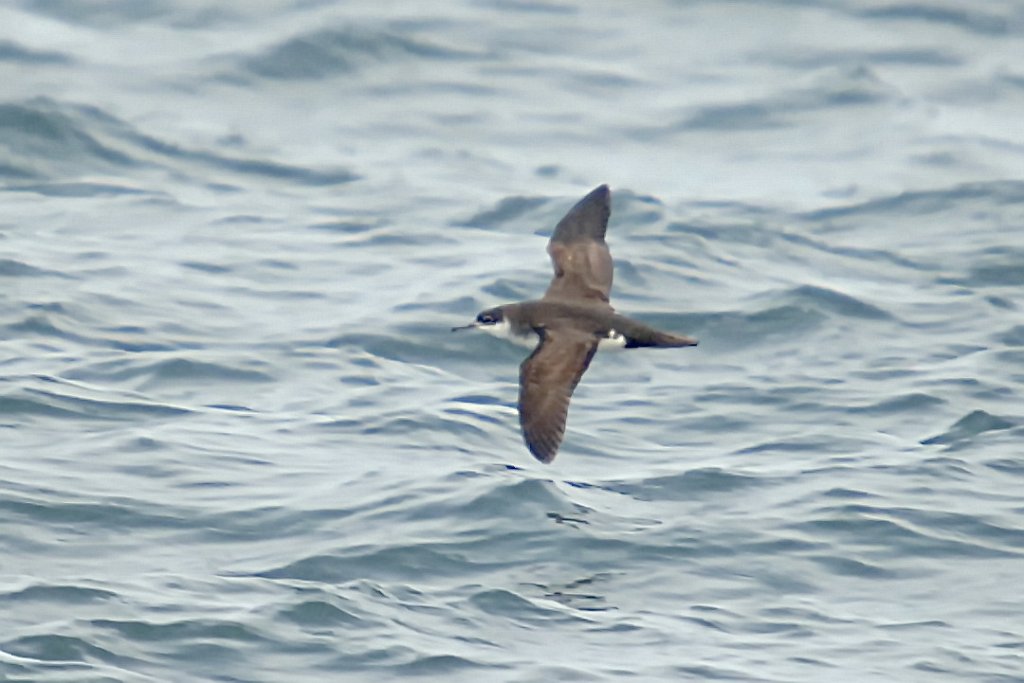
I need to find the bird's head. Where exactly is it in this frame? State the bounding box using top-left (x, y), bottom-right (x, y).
top-left (451, 306), bottom-right (507, 334)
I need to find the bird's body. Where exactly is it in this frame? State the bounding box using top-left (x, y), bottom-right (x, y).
top-left (476, 300), bottom-right (695, 351)
top-left (453, 185), bottom-right (697, 463)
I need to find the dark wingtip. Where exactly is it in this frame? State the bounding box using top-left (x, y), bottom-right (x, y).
top-left (552, 184), bottom-right (612, 243)
top-left (587, 184), bottom-right (610, 204)
top-left (571, 184), bottom-right (610, 214)
top-left (527, 441), bottom-right (557, 464)
top-left (521, 423), bottom-right (559, 463)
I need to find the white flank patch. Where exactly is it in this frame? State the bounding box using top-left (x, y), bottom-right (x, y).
top-left (598, 329), bottom-right (628, 350)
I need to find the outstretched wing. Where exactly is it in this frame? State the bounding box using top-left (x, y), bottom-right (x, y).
top-left (543, 185), bottom-right (614, 308)
top-left (518, 327), bottom-right (599, 463)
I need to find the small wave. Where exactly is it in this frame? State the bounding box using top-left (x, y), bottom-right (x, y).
top-left (997, 325), bottom-right (1024, 346)
top-left (792, 503), bottom-right (1022, 560)
top-left (779, 284), bottom-right (892, 320)
top-left (256, 546), bottom-right (474, 584)
top-left (123, 127), bottom-right (358, 185)
top-left (1, 633), bottom-right (118, 667)
top-left (0, 100), bottom-right (135, 178)
top-left (858, 4), bottom-right (1013, 36)
top-left (0, 160), bottom-right (40, 180)
top-left (680, 102), bottom-right (787, 131)
top-left (454, 194), bottom-right (549, 229)
top-left (921, 410), bottom-right (1016, 446)
top-left (964, 252), bottom-right (1024, 287)
top-left (65, 357), bottom-right (275, 389)
top-left (754, 46), bottom-right (961, 69)
top-left (0, 39), bottom-right (71, 65)
top-left (668, 217), bottom-right (926, 271)
top-left (645, 283), bottom-right (888, 350)
top-left (2, 313), bottom-right (177, 352)
top-left (807, 555), bottom-right (895, 578)
top-left (684, 305), bottom-right (825, 349)
top-left (1, 493), bottom-right (191, 529)
top-left (803, 180), bottom-right (1024, 223)
top-left (470, 588), bottom-right (589, 624)
top-left (849, 392), bottom-right (945, 414)
top-left (234, 27), bottom-right (476, 81)
top-left (604, 468), bottom-right (763, 502)
top-left (278, 599), bottom-right (366, 628)
top-left (91, 618), bottom-right (265, 644)
top-left (19, 1), bottom-right (185, 26)
top-left (673, 65), bottom-right (896, 132)
top-left (737, 436), bottom-right (851, 455)
top-left (0, 97), bottom-right (357, 190)
top-left (4, 584), bottom-right (117, 603)
top-left (6, 181), bottom-right (152, 197)
top-left (0, 259), bottom-right (64, 277)
top-left (396, 653), bottom-right (508, 676)
top-left (450, 477), bottom-right (577, 519)
top-left (327, 331), bottom-right (459, 366)
top-left (0, 383), bottom-right (190, 421)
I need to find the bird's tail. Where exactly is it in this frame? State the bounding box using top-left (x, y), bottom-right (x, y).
top-left (625, 329), bottom-right (698, 349)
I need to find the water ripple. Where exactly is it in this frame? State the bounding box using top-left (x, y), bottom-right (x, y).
top-left (3, 1), bottom-right (1024, 681)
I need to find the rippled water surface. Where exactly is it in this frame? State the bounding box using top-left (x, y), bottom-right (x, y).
top-left (3, 1), bottom-right (1024, 681)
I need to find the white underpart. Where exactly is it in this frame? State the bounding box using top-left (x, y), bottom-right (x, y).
top-left (478, 320), bottom-right (628, 351)
top-left (478, 319), bottom-right (538, 349)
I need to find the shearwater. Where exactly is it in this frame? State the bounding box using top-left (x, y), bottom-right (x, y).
top-left (453, 185), bottom-right (698, 463)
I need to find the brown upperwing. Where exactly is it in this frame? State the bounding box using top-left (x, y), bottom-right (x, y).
top-left (518, 327), bottom-right (599, 463)
top-left (543, 185), bottom-right (614, 308)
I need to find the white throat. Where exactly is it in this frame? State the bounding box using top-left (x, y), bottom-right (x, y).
top-left (478, 320), bottom-right (628, 351)
top-left (479, 318), bottom-right (538, 349)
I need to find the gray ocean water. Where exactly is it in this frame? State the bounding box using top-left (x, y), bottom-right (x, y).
top-left (3, 1), bottom-right (1024, 681)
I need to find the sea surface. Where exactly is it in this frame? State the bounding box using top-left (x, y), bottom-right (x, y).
top-left (2, 1), bottom-right (1024, 681)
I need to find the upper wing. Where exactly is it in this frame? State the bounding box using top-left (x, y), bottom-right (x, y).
top-left (543, 185), bottom-right (614, 308)
top-left (518, 327), bottom-right (599, 463)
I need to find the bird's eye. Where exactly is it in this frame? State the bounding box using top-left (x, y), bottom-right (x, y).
top-left (478, 314), bottom-right (493, 324)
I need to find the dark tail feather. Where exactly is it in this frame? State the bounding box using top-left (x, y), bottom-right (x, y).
top-left (625, 330), bottom-right (698, 349)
